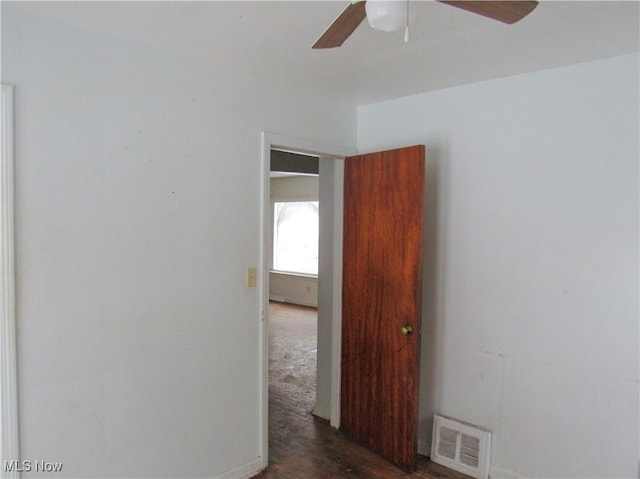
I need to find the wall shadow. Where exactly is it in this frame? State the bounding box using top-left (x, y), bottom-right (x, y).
top-left (419, 142), bottom-right (449, 453)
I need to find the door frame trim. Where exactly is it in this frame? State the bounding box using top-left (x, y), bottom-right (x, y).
top-left (259, 132), bottom-right (354, 466)
top-left (1, 84), bottom-right (20, 478)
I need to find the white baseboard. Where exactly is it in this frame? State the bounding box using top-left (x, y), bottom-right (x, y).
top-left (213, 457), bottom-right (264, 479)
top-left (269, 295), bottom-right (318, 308)
top-left (312, 400), bottom-right (330, 421)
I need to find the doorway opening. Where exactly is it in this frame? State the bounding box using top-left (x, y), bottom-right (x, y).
top-left (259, 133), bottom-right (351, 468)
top-left (268, 150), bottom-right (320, 425)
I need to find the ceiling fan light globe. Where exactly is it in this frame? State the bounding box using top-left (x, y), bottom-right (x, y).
top-left (365, 0), bottom-right (407, 32)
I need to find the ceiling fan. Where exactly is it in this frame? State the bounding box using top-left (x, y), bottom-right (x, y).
top-left (313, 0), bottom-right (539, 49)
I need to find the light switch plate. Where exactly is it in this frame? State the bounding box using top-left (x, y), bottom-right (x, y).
top-left (246, 267), bottom-right (257, 288)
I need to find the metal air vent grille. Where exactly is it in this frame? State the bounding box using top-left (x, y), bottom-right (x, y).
top-left (431, 415), bottom-right (491, 479)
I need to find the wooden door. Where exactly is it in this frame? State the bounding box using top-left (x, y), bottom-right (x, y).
top-left (341, 145), bottom-right (425, 472)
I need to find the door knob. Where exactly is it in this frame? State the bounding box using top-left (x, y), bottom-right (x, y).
top-left (400, 324), bottom-right (413, 336)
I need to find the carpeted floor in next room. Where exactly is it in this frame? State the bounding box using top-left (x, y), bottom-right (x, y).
top-left (253, 301), bottom-right (471, 479)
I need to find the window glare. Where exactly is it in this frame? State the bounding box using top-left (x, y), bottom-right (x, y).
top-left (273, 201), bottom-right (319, 275)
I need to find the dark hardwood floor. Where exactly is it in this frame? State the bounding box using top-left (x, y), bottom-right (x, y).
top-left (253, 302), bottom-right (470, 479)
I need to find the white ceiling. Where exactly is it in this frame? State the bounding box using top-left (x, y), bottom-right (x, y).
top-left (6, 1), bottom-right (639, 105)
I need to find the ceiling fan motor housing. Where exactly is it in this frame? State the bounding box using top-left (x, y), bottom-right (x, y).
top-left (365, 0), bottom-right (414, 32)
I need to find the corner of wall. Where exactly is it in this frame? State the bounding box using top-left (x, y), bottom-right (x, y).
top-left (213, 457), bottom-right (264, 479)
top-left (418, 439), bottom-right (431, 458)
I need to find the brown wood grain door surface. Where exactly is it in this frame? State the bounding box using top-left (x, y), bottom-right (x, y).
top-left (341, 145), bottom-right (425, 472)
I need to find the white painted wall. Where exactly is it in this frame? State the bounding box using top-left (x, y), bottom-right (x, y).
top-left (270, 175), bottom-right (318, 202)
top-left (358, 53), bottom-right (639, 478)
top-left (1, 7), bottom-right (356, 478)
top-left (269, 272), bottom-right (318, 308)
top-left (315, 158), bottom-right (343, 422)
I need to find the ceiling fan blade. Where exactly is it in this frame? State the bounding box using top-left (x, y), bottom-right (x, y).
top-left (313, 1), bottom-right (367, 49)
top-left (437, 1), bottom-right (538, 24)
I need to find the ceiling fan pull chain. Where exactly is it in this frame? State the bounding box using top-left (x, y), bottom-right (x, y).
top-left (404, 0), bottom-right (410, 43)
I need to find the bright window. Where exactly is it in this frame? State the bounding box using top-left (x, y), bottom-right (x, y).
top-left (273, 201), bottom-right (319, 275)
